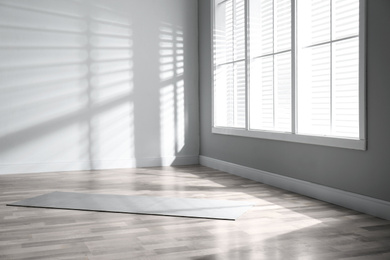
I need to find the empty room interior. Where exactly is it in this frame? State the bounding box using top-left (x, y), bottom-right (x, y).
top-left (1, 0), bottom-right (390, 259)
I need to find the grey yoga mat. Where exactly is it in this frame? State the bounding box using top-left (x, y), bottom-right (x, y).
top-left (7, 191), bottom-right (253, 220)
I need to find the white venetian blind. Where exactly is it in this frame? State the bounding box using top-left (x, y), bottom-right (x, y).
top-left (297, 0), bottom-right (360, 138)
top-left (249, 0), bottom-right (292, 132)
top-left (214, 0), bottom-right (246, 128)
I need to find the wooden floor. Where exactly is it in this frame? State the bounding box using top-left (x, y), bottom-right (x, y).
top-left (1, 165), bottom-right (390, 260)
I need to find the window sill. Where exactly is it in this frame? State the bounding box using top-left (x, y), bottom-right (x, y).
top-left (212, 127), bottom-right (366, 150)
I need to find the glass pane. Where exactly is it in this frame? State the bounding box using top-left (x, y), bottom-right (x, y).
top-left (249, 0), bottom-right (262, 58)
top-left (333, 0), bottom-right (359, 40)
top-left (298, 0), bottom-right (330, 47)
top-left (332, 37), bottom-right (359, 138)
top-left (214, 0), bottom-right (234, 65)
top-left (234, 0), bottom-right (246, 60)
top-left (235, 61), bottom-right (246, 127)
top-left (275, 0), bottom-right (291, 52)
top-left (298, 44), bottom-right (331, 136)
top-left (275, 51), bottom-right (291, 132)
top-left (214, 62), bottom-right (246, 128)
top-left (250, 0), bottom-right (274, 56)
top-left (214, 64), bottom-right (234, 127)
top-left (250, 56), bottom-right (274, 130)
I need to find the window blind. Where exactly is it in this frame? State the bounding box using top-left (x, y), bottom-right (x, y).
top-left (214, 0), bottom-right (246, 128)
top-left (297, 0), bottom-right (359, 138)
top-left (213, 0), bottom-right (361, 144)
top-left (249, 0), bottom-right (292, 132)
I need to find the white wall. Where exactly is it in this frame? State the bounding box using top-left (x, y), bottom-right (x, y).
top-left (0, 0), bottom-right (199, 174)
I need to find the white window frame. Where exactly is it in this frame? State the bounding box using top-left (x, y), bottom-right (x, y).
top-left (211, 0), bottom-right (366, 150)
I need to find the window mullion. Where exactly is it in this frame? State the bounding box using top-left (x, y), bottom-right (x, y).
top-left (245, 0), bottom-right (249, 130)
top-left (272, 0), bottom-right (275, 130)
top-left (330, 0), bottom-right (333, 135)
top-left (359, 0), bottom-right (366, 141)
top-left (303, 35), bottom-right (358, 49)
top-left (232, 0), bottom-right (236, 126)
top-left (292, 0), bottom-right (296, 134)
top-left (253, 49), bottom-right (291, 59)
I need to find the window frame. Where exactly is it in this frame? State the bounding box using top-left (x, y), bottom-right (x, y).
top-left (211, 0), bottom-right (366, 150)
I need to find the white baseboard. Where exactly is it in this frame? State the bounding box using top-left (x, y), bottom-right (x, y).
top-left (0, 155), bottom-right (199, 175)
top-left (200, 155), bottom-right (390, 221)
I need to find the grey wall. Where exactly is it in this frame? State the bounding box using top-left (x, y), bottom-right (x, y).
top-left (199, 0), bottom-right (390, 202)
top-left (0, 0), bottom-right (199, 174)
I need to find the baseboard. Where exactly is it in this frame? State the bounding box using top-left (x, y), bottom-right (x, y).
top-left (0, 155), bottom-right (199, 175)
top-left (199, 155), bottom-right (390, 221)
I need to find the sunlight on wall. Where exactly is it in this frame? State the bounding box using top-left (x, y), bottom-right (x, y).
top-left (0, 1), bottom-right (89, 164)
top-left (160, 84), bottom-right (175, 157)
top-left (175, 79), bottom-right (185, 151)
top-left (0, 0), bottom-right (198, 173)
top-left (88, 1), bottom-right (135, 166)
top-left (159, 23), bottom-right (185, 160)
top-left (0, 0), bottom-right (135, 170)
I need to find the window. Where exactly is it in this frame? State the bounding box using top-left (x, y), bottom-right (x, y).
top-left (214, 0), bottom-right (246, 128)
top-left (212, 0), bottom-right (366, 150)
top-left (249, 0), bottom-right (292, 132)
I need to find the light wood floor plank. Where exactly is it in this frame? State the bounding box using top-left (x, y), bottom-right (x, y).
top-left (1, 165), bottom-right (390, 259)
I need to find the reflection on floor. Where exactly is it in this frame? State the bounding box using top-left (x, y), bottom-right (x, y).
top-left (1, 165), bottom-right (390, 259)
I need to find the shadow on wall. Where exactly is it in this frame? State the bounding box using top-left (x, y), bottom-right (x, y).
top-left (0, 0), bottom-right (192, 174)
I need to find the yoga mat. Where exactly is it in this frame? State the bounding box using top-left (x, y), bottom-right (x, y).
top-left (7, 191), bottom-right (253, 220)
